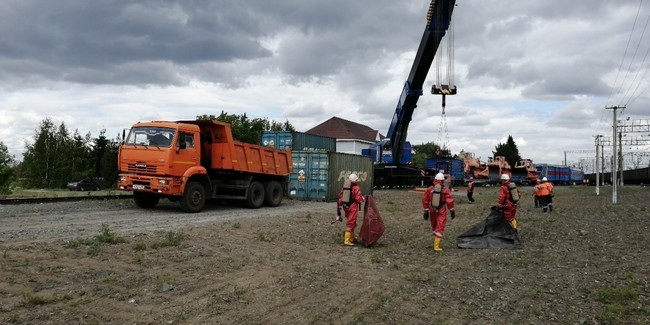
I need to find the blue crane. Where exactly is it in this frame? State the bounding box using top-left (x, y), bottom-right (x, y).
top-left (365, 0), bottom-right (457, 187)
top-left (384, 0), bottom-right (456, 166)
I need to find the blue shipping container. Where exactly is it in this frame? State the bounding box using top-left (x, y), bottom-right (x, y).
top-left (261, 131), bottom-right (336, 152)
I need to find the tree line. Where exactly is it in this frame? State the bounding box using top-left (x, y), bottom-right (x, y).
top-left (0, 112), bottom-right (295, 194)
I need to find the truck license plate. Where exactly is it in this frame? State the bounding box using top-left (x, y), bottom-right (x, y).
top-left (133, 184), bottom-right (145, 190)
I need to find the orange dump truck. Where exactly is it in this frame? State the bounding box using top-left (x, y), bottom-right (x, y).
top-left (117, 120), bottom-right (293, 213)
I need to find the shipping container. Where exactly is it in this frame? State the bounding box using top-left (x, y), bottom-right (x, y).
top-left (261, 131), bottom-right (336, 152)
top-left (288, 151), bottom-right (373, 201)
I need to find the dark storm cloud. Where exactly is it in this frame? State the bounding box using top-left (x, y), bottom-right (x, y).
top-left (0, 0), bottom-right (275, 86)
top-left (0, 0), bottom-right (646, 106)
top-left (0, 0), bottom-right (422, 89)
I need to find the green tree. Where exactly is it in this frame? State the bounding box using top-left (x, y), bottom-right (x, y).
top-left (22, 118), bottom-right (94, 188)
top-left (411, 142), bottom-right (450, 168)
top-left (0, 141), bottom-right (14, 194)
top-left (98, 133), bottom-right (120, 189)
top-left (196, 111), bottom-right (295, 144)
top-left (22, 118), bottom-right (57, 188)
top-left (493, 135), bottom-right (522, 168)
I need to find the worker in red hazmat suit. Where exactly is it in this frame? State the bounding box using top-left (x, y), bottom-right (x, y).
top-left (498, 174), bottom-right (519, 229)
top-left (422, 173), bottom-right (456, 252)
top-left (337, 173), bottom-right (365, 246)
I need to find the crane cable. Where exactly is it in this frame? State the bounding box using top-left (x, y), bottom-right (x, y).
top-left (434, 3), bottom-right (455, 151)
top-left (437, 106), bottom-right (450, 151)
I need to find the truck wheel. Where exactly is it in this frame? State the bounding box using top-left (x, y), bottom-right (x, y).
top-left (264, 181), bottom-right (283, 207)
top-left (180, 181), bottom-right (206, 213)
top-left (245, 181), bottom-right (265, 209)
top-left (133, 191), bottom-right (160, 209)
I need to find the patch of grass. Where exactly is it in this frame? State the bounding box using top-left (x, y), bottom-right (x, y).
top-left (154, 273), bottom-right (178, 288)
top-left (593, 283), bottom-right (639, 324)
top-left (370, 252), bottom-right (384, 264)
top-left (232, 222), bottom-right (241, 229)
top-left (87, 241), bottom-right (102, 256)
top-left (6, 312), bottom-right (19, 323)
top-left (596, 303), bottom-right (625, 324)
top-left (594, 284), bottom-right (638, 304)
top-left (150, 231), bottom-right (184, 249)
top-left (63, 239), bottom-right (81, 248)
top-left (62, 225), bottom-right (126, 256)
top-left (95, 224), bottom-right (126, 244)
top-left (258, 232), bottom-right (276, 242)
top-left (22, 291), bottom-right (53, 306)
top-left (132, 241), bottom-right (147, 251)
top-left (6, 257), bottom-right (29, 268)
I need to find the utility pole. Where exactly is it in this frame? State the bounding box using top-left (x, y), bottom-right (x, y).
top-left (619, 131), bottom-right (624, 186)
top-left (594, 135), bottom-right (603, 195)
top-left (605, 106), bottom-right (624, 204)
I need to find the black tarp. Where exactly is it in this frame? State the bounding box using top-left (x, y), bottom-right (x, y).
top-left (359, 196), bottom-right (385, 247)
top-left (456, 208), bottom-right (522, 249)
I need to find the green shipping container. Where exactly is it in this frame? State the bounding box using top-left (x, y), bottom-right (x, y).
top-left (261, 131), bottom-right (336, 152)
top-left (288, 151), bottom-right (373, 202)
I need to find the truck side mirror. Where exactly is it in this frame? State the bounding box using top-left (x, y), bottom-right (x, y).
top-left (176, 131), bottom-right (187, 151)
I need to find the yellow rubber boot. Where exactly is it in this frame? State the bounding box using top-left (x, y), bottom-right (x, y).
top-left (350, 232), bottom-right (356, 244)
top-left (344, 231), bottom-right (354, 246)
top-left (510, 219), bottom-right (517, 229)
top-left (433, 236), bottom-right (443, 252)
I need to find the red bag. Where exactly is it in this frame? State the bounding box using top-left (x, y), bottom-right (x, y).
top-left (359, 195), bottom-right (385, 247)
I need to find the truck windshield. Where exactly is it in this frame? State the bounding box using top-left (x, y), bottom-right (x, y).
top-left (126, 127), bottom-right (175, 148)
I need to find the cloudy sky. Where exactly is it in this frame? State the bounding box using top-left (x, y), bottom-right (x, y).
top-left (1, 0), bottom-right (649, 171)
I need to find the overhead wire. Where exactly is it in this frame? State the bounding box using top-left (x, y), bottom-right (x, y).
top-left (597, 0), bottom-right (647, 138)
top-left (621, 15), bottom-right (650, 107)
top-left (605, 0), bottom-right (643, 108)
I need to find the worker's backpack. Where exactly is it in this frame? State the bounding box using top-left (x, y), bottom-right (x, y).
top-left (341, 179), bottom-right (352, 206)
top-left (508, 182), bottom-right (520, 204)
top-left (430, 184), bottom-right (443, 210)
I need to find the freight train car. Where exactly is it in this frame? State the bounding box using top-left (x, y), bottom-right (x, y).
top-left (537, 163), bottom-right (583, 185)
top-left (425, 156), bottom-right (464, 186)
top-left (585, 166), bottom-right (650, 185)
top-left (570, 168), bottom-right (584, 184)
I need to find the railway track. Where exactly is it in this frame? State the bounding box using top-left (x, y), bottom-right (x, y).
top-left (0, 194), bottom-right (132, 205)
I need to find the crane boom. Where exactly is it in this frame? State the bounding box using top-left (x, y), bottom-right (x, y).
top-left (385, 0), bottom-right (456, 164)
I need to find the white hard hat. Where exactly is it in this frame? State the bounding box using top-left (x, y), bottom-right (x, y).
top-left (542, 177), bottom-right (548, 182)
top-left (434, 173), bottom-right (445, 180)
top-left (349, 173), bottom-right (359, 182)
top-left (500, 174), bottom-right (510, 180)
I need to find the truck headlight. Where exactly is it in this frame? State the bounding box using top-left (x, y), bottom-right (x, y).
top-left (119, 176), bottom-right (126, 182)
top-left (158, 179), bottom-right (168, 186)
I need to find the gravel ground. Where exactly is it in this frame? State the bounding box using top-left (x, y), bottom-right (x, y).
top-left (0, 197), bottom-right (331, 243)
